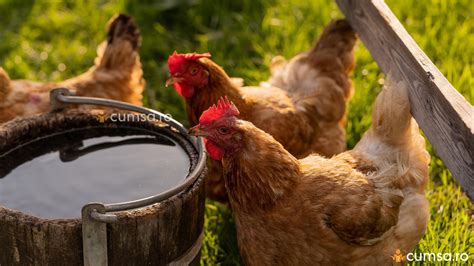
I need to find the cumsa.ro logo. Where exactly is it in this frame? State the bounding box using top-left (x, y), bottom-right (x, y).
top-left (94, 112), bottom-right (172, 123)
top-left (391, 248), bottom-right (469, 263)
top-left (95, 113), bottom-right (108, 123)
top-left (391, 249), bottom-right (404, 263)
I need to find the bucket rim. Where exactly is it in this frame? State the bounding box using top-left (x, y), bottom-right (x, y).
top-left (0, 108), bottom-right (206, 223)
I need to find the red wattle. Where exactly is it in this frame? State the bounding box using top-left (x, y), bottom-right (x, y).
top-left (204, 139), bottom-right (225, 161)
top-left (173, 83), bottom-right (195, 98)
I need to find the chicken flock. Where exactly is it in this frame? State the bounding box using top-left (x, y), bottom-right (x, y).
top-left (167, 19), bottom-right (356, 202)
top-left (0, 13), bottom-right (431, 266)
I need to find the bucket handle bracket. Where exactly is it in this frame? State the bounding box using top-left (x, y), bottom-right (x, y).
top-left (82, 202), bottom-right (113, 266)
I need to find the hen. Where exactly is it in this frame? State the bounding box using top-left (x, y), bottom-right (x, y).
top-left (167, 19), bottom-right (356, 201)
top-left (189, 77), bottom-right (430, 265)
top-left (0, 14), bottom-right (144, 124)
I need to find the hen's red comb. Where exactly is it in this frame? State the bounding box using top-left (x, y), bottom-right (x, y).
top-left (199, 97), bottom-right (240, 125)
top-left (168, 51), bottom-right (211, 74)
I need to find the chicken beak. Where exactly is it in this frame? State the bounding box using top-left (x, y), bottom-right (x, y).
top-left (165, 75), bottom-right (183, 87)
top-left (188, 125), bottom-right (207, 137)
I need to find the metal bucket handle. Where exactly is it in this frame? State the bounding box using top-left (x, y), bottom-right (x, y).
top-left (49, 88), bottom-right (207, 266)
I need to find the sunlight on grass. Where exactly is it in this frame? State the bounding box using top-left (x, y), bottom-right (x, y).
top-left (0, 0), bottom-right (472, 265)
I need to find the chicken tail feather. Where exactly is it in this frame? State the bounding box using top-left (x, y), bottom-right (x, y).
top-left (372, 77), bottom-right (412, 145)
top-left (79, 13), bottom-right (144, 105)
top-left (95, 14), bottom-right (141, 70)
top-left (107, 14), bottom-right (141, 50)
top-left (309, 19), bottom-right (357, 75)
top-left (356, 76), bottom-right (430, 190)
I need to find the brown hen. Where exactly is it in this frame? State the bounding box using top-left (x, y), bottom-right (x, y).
top-left (190, 77), bottom-right (430, 265)
top-left (0, 14), bottom-right (144, 124)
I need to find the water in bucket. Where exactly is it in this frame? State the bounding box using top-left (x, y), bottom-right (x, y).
top-left (0, 127), bottom-right (190, 219)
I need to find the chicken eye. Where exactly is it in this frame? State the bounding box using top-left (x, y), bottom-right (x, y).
top-left (190, 66), bottom-right (199, 75)
top-left (217, 127), bottom-right (230, 134)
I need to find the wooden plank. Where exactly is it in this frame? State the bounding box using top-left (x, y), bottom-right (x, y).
top-left (336, 0), bottom-right (474, 200)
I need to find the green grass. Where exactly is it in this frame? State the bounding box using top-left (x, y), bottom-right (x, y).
top-left (0, 0), bottom-right (472, 265)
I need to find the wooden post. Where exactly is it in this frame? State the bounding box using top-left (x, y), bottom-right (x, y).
top-left (336, 0), bottom-right (474, 200)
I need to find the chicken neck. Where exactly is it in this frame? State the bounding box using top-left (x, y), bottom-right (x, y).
top-left (186, 59), bottom-right (247, 126)
top-left (221, 121), bottom-right (301, 213)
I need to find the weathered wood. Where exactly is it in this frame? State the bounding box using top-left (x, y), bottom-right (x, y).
top-left (0, 209), bottom-right (83, 265)
top-left (0, 111), bottom-right (206, 265)
top-left (336, 0), bottom-right (474, 200)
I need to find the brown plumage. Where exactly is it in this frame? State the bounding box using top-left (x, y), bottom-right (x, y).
top-left (168, 19), bottom-right (357, 202)
top-left (190, 77), bottom-right (430, 265)
top-left (0, 14), bottom-right (144, 124)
